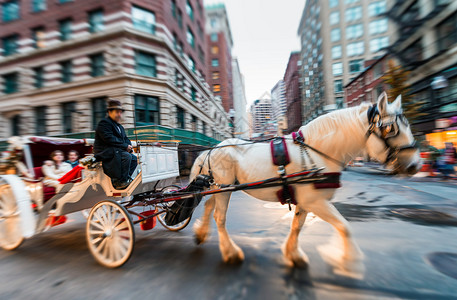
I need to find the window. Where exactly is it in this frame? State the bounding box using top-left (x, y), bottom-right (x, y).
top-left (202, 122), bottom-right (206, 135)
top-left (334, 80), bottom-right (343, 93)
top-left (370, 37), bottom-right (389, 52)
top-left (346, 6), bottom-right (362, 21)
top-left (91, 97), bottom-right (106, 129)
top-left (32, 0), bottom-right (46, 12)
top-left (336, 97), bottom-right (344, 109)
top-left (212, 71), bottom-right (219, 80)
top-left (437, 13), bottom-right (457, 51)
top-left (59, 18), bottom-right (72, 41)
top-left (347, 41), bottom-right (364, 56)
top-left (3, 73), bottom-right (18, 94)
top-left (60, 60), bottom-right (72, 83)
top-left (349, 59), bottom-right (364, 73)
top-left (59, 0), bottom-right (73, 3)
top-left (211, 46), bottom-right (219, 54)
top-left (62, 102), bottom-right (75, 133)
top-left (198, 46), bottom-right (204, 63)
top-left (331, 45), bottom-right (342, 59)
top-left (35, 106), bottom-right (47, 135)
top-left (329, 0), bottom-right (338, 8)
top-left (135, 51), bottom-right (156, 77)
top-left (346, 24), bottom-right (363, 39)
top-left (191, 86), bottom-right (197, 101)
top-left (135, 94), bottom-right (159, 125)
top-left (210, 18), bottom-right (217, 28)
top-left (332, 62), bottom-right (343, 76)
top-left (210, 33), bottom-right (218, 42)
top-left (11, 115), bottom-right (20, 136)
top-left (88, 9), bottom-right (104, 33)
top-left (345, 0), bottom-right (359, 3)
top-left (176, 106), bottom-right (185, 129)
top-left (211, 59), bottom-right (219, 67)
top-left (132, 5), bottom-right (155, 34)
top-left (186, 0), bottom-right (193, 21)
top-left (171, 0), bottom-right (176, 18)
top-left (330, 11), bottom-right (339, 25)
top-left (191, 115), bottom-right (197, 131)
top-left (187, 27), bottom-right (195, 47)
top-left (177, 9), bottom-right (183, 28)
top-left (90, 53), bottom-right (104, 77)
top-left (331, 28), bottom-right (340, 42)
top-left (34, 67), bottom-right (43, 88)
top-left (369, 19), bottom-right (388, 35)
top-left (369, 1), bottom-right (386, 17)
top-left (188, 56), bottom-right (195, 72)
top-left (2, 0), bottom-right (19, 22)
top-left (32, 26), bottom-right (45, 48)
top-left (213, 84), bottom-right (221, 93)
top-left (2, 35), bottom-right (18, 56)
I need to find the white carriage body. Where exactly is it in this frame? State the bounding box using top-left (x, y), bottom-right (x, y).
top-left (0, 136), bottom-right (180, 237)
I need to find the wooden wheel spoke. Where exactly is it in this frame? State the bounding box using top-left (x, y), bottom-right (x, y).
top-left (90, 220), bottom-right (105, 231)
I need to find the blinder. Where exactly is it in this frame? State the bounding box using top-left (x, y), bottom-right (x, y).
top-left (366, 104), bottom-right (417, 165)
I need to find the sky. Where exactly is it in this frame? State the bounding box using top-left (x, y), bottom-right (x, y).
top-left (204, 0), bottom-right (306, 106)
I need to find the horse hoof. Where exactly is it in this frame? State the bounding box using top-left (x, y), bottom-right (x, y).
top-left (223, 248), bottom-right (245, 264)
top-left (194, 234), bottom-right (205, 245)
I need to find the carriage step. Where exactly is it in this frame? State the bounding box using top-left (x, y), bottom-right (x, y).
top-left (46, 215), bottom-right (67, 227)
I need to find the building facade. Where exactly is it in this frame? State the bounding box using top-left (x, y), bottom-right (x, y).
top-left (283, 51), bottom-right (302, 133)
top-left (297, 0), bottom-right (395, 124)
top-left (205, 3), bottom-right (233, 114)
top-left (249, 91), bottom-right (275, 138)
top-left (0, 0), bottom-right (230, 141)
top-left (231, 57), bottom-right (249, 138)
top-left (344, 54), bottom-right (388, 107)
top-left (271, 79), bottom-right (287, 135)
top-left (387, 0), bottom-right (457, 146)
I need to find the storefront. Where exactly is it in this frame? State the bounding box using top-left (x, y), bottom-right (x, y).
top-left (425, 116), bottom-right (457, 149)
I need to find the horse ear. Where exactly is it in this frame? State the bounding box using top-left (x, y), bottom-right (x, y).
top-left (377, 92), bottom-right (388, 114)
top-left (392, 94), bottom-right (402, 111)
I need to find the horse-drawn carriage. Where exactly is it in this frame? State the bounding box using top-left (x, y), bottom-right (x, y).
top-left (0, 93), bottom-right (422, 275)
top-left (0, 136), bottom-right (192, 268)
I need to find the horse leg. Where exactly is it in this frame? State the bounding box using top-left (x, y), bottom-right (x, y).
top-left (213, 192), bottom-right (244, 264)
top-left (193, 195), bottom-right (215, 245)
top-left (310, 200), bottom-right (364, 276)
top-left (282, 206), bottom-right (309, 268)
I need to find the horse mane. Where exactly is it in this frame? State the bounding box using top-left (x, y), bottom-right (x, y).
top-left (299, 103), bottom-right (371, 156)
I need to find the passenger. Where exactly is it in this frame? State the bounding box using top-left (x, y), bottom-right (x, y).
top-left (66, 150), bottom-right (80, 168)
top-left (42, 150), bottom-right (72, 192)
top-left (94, 99), bottom-right (138, 189)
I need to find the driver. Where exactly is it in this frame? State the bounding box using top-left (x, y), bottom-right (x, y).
top-left (93, 99), bottom-right (138, 189)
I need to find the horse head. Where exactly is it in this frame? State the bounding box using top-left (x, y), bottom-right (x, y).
top-left (365, 92), bottom-right (421, 175)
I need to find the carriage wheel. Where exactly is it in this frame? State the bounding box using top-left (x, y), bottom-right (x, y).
top-left (0, 180), bottom-right (24, 251)
top-left (86, 200), bottom-right (135, 268)
top-left (157, 185), bottom-right (192, 232)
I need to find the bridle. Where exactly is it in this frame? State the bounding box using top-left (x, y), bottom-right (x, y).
top-left (366, 104), bottom-right (417, 165)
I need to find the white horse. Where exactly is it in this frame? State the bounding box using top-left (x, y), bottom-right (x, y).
top-left (190, 92), bottom-right (421, 276)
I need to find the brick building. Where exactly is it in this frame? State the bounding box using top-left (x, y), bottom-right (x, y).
top-left (344, 54), bottom-right (388, 107)
top-left (205, 3), bottom-right (233, 114)
top-left (283, 51), bottom-right (302, 133)
top-left (0, 0), bottom-right (230, 141)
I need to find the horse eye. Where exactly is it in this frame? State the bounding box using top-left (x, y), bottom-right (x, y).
top-left (385, 125), bottom-right (391, 132)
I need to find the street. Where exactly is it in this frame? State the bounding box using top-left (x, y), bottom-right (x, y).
top-left (1, 170), bottom-right (457, 300)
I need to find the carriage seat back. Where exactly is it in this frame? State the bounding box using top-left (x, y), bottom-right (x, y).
top-left (32, 166), bottom-right (56, 202)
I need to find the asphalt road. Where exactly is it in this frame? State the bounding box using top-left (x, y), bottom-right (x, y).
top-left (1, 171), bottom-right (457, 300)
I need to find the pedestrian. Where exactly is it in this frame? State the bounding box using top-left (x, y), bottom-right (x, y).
top-left (93, 99), bottom-right (138, 189)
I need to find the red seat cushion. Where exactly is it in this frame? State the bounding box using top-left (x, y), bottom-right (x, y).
top-left (33, 167), bottom-right (44, 180)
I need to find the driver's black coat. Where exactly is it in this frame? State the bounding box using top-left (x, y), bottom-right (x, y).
top-left (94, 117), bottom-right (132, 181)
